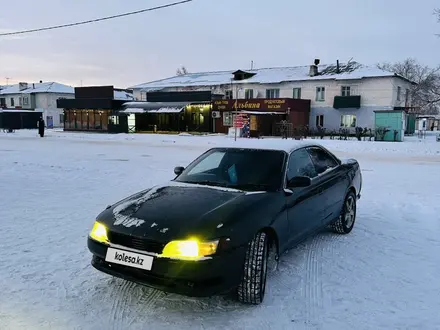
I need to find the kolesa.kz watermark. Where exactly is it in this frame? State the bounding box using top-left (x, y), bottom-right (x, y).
top-left (114, 251), bottom-right (144, 266)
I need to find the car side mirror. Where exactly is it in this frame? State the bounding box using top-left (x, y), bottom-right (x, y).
top-left (287, 176), bottom-right (311, 188)
top-left (174, 166), bottom-right (185, 176)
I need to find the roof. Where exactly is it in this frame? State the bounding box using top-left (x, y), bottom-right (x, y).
top-left (114, 90), bottom-right (135, 101)
top-left (0, 109), bottom-right (43, 113)
top-left (130, 61), bottom-right (412, 90)
top-left (0, 82), bottom-right (74, 95)
top-left (211, 140), bottom-right (321, 154)
top-left (0, 83), bottom-right (135, 101)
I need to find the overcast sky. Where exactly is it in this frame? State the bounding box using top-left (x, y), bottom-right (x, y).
top-left (0, 0), bottom-right (439, 88)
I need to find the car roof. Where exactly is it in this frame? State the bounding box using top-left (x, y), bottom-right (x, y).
top-left (211, 140), bottom-right (321, 154)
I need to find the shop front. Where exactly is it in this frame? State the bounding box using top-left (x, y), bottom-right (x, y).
top-left (57, 86), bottom-right (133, 133)
top-left (120, 101), bottom-right (212, 133)
top-left (212, 98), bottom-right (310, 136)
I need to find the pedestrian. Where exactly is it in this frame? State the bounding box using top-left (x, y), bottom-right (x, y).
top-left (38, 117), bottom-right (45, 137)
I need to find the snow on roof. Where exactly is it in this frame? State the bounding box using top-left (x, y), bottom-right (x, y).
top-left (114, 90), bottom-right (135, 101)
top-left (211, 139), bottom-right (321, 154)
top-left (130, 62), bottom-right (409, 90)
top-left (0, 108), bottom-right (43, 113)
top-left (0, 82), bottom-right (74, 95)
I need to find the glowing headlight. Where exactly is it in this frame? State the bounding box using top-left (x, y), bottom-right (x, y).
top-left (89, 221), bottom-right (109, 244)
top-left (160, 239), bottom-right (219, 260)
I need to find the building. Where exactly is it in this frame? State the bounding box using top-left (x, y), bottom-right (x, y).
top-left (416, 115), bottom-right (440, 131)
top-left (129, 60), bottom-right (415, 132)
top-left (57, 86), bottom-right (134, 133)
top-left (0, 81), bottom-right (75, 128)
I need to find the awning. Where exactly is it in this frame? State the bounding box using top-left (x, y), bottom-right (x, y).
top-left (239, 111), bottom-right (284, 115)
top-left (120, 101), bottom-right (194, 114)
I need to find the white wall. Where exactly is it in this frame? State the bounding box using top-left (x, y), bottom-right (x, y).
top-left (35, 93), bottom-right (74, 128)
top-left (132, 76), bottom-right (414, 130)
top-left (35, 93), bottom-right (74, 109)
top-left (2, 93), bottom-right (34, 109)
top-left (133, 76), bottom-right (412, 108)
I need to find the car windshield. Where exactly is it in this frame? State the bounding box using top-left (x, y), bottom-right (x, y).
top-left (174, 148), bottom-right (286, 191)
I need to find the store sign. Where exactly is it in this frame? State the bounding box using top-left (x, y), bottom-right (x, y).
top-left (213, 98), bottom-right (288, 111)
top-left (233, 113), bottom-right (246, 128)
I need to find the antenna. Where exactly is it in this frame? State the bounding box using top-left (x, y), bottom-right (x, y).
top-left (5, 77), bottom-right (11, 85)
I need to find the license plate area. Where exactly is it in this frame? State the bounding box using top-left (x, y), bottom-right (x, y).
top-left (105, 247), bottom-right (153, 271)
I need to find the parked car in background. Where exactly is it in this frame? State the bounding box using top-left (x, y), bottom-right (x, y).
top-left (87, 142), bottom-right (362, 304)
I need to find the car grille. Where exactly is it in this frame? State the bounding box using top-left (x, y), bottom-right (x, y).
top-left (108, 232), bottom-right (165, 254)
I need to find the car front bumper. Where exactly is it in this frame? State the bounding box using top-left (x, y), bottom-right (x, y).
top-left (87, 238), bottom-right (247, 297)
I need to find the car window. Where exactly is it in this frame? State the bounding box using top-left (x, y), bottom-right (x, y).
top-left (307, 147), bottom-right (339, 173)
top-left (185, 151), bottom-right (226, 176)
top-left (175, 149), bottom-right (286, 191)
top-left (286, 149), bottom-right (318, 180)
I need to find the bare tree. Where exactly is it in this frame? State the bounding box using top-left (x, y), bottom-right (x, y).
top-left (176, 66), bottom-right (188, 76)
top-left (378, 58), bottom-right (440, 115)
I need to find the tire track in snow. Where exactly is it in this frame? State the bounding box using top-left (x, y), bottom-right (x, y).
top-left (302, 235), bottom-right (324, 329)
top-left (138, 288), bottom-right (165, 310)
top-left (109, 279), bottom-right (137, 330)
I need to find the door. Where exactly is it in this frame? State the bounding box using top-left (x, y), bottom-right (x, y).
top-left (285, 148), bottom-right (323, 245)
top-left (306, 146), bottom-right (348, 224)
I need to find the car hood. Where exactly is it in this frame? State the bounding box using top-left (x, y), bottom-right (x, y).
top-left (97, 181), bottom-right (269, 242)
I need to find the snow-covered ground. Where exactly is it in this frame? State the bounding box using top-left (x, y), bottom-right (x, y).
top-left (1, 130), bottom-right (439, 330)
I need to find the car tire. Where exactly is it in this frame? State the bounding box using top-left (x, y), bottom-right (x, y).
top-left (332, 191), bottom-right (357, 234)
top-left (237, 231), bottom-right (269, 305)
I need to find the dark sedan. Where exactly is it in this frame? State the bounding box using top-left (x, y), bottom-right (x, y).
top-left (87, 142), bottom-right (362, 305)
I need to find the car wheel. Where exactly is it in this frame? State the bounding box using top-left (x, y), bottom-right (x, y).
top-left (332, 191), bottom-right (357, 234)
top-left (237, 231), bottom-right (269, 305)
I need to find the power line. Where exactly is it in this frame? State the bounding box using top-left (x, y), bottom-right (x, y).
top-left (0, 0), bottom-right (193, 37)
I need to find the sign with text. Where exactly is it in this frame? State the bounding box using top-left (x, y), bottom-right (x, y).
top-left (213, 98), bottom-right (292, 112)
top-left (233, 113), bottom-right (246, 128)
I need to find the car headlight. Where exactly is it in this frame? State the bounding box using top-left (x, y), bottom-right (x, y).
top-left (160, 239), bottom-right (219, 260)
top-left (89, 221), bottom-right (109, 244)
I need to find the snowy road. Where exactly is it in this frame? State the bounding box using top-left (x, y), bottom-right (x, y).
top-left (1, 131), bottom-right (439, 330)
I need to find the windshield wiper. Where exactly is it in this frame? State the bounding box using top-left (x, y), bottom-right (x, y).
top-left (180, 180), bottom-right (228, 188)
top-left (226, 183), bottom-right (270, 191)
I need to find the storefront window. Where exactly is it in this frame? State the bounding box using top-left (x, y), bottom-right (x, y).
top-left (64, 111), bottom-right (71, 129)
top-left (94, 111), bottom-right (102, 129)
top-left (82, 111), bottom-right (89, 129)
top-left (75, 111), bottom-right (81, 129)
top-left (101, 111), bottom-right (108, 130)
top-left (223, 112), bottom-right (233, 126)
top-left (88, 111), bottom-right (95, 130)
top-left (250, 115), bottom-right (258, 131)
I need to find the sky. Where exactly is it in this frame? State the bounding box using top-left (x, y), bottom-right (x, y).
top-left (0, 0), bottom-right (439, 89)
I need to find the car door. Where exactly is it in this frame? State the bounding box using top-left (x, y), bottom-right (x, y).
top-left (284, 148), bottom-right (323, 245)
top-left (306, 146), bottom-right (348, 224)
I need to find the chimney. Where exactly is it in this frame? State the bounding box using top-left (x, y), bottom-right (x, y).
top-left (33, 83), bottom-right (35, 89)
top-left (18, 82), bottom-right (28, 91)
top-left (336, 60), bottom-right (340, 74)
top-left (39, 80), bottom-right (42, 83)
top-left (309, 59), bottom-right (320, 77)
